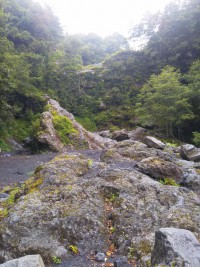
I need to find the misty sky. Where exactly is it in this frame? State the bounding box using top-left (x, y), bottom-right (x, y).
top-left (34, 0), bottom-right (178, 37)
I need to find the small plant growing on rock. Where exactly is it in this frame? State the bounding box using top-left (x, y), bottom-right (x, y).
top-left (128, 246), bottom-right (136, 260)
top-left (87, 159), bottom-right (93, 167)
top-left (109, 226), bottom-right (116, 233)
top-left (159, 178), bottom-right (179, 186)
top-left (69, 245), bottom-right (78, 254)
top-left (108, 193), bottom-right (119, 202)
top-left (52, 256), bottom-right (61, 264)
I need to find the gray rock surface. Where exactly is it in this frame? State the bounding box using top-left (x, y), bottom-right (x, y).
top-left (180, 144), bottom-right (200, 161)
top-left (181, 168), bottom-right (200, 194)
top-left (95, 252), bottom-right (105, 262)
top-left (37, 111), bottom-right (64, 152)
top-left (144, 136), bottom-right (166, 149)
top-left (37, 99), bottom-right (111, 151)
top-left (0, 151), bottom-right (200, 265)
top-left (151, 228), bottom-right (200, 266)
top-left (111, 129), bottom-right (129, 142)
top-left (138, 156), bottom-right (182, 182)
top-left (0, 255), bottom-right (45, 267)
top-left (48, 99), bottom-right (107, 150)
top-left (1, 130), bottom-right (200, 266)
top-left (128, 127), bottom-right (147, 141)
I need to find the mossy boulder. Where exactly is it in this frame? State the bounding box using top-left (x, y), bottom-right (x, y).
top-left (0, 150), bottom-right (200, 265)
top-left (36, 99), bottom-right (109, 151)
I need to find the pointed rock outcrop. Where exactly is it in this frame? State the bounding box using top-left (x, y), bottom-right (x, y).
top-left (37, 99), bottom-right (114, 151)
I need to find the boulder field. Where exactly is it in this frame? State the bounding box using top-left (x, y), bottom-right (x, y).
top-left (1, 101), bottom-right (200, 266)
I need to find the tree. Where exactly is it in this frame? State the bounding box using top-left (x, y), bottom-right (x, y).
top-left (135, 66), bottom-right (194, 136)
top-left (186, 59), bottom-right (200, 129)
top-left (131, 0), bottom-right (200, 72)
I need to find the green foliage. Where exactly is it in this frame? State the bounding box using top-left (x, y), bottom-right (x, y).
top-left (7, 119), bottom-right (32, 142)
top-left (192, 132), bottom-right (200, 147)
top-left (106, 192), bottom-right (119, 203)
top-left (75, 116), bottom-right (97, 132)
top-left (0, 139), bottom-right (11, 152)
top-left (52, 256), bottom-right (62, 264)
top-left (5, 187), bottom-right (21, 206)
top-left (159, 178), bottom-right (179, 186)
top-left (109, 226), bottom-right (116, 233)
top-left (1, 0), bottom-right (200, 144)
top-left (87, 159), bottom-right (93, 168)
top-left (186, 59), bottom-right (200, 130)
top-left (131, 0), bottom-right (200, 72)
top-left (69, 245), bottom-right (79, 254)
top-left (52, 112), bottom-right (77, 145)
top-left (135, 66), bottom-right (194, 136)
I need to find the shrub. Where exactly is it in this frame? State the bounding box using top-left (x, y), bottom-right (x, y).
top-left (75, 116), bottom-right (97, 132)
top-left (192, 132), bottom-right (200, 147)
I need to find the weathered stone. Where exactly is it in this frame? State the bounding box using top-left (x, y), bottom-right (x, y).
top-left (95, 252), bottom-right (105, 262)
top-left (128, 127), bottom-right (147, 141)
top-left (180, 144), bottom-right (200, 161)
top-left (181, 168), bottom-right (200, 194)
top-left (144, 136), bottom-right (165, 150)
top-left (187, 150), bottom-right (200, 161)
top-left (114, 256), bottom-right (129, 267)
top-left (0, 254), bottom-right (45, 267)
top-left (37, 111), bottom-right (63, 152)
top-left (1, 138), bottom-right (200, 265)
top-left (181, 144), bottom-right (195, 154)
top-left (36, 99), bottom-right (110, 151)
top-left (99, 130), bottom-right (111, 138)
top-left (111, 129), bottom-right (129, 142)
top-left (138, 156), bottom-right (183, 182)
top-left (0, 193), bottom-right (9, 199)
top-left (101, 140), bottom-right (179, 165)
top-left (151, 228), bottom-right (200, 267)
top-left (48, 99), bottom-right (106, 150)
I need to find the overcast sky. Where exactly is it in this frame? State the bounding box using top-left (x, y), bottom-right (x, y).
top-left (34, 0), bottom-right (177, 37)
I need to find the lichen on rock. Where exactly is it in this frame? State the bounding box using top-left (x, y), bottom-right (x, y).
top-left (0, 146), bottom-right (200, 265)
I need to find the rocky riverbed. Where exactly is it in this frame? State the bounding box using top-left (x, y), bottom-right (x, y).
top-left (1, 99), bottom-right (200, 266)
top-left (1, 139), bottom-right (200, 266)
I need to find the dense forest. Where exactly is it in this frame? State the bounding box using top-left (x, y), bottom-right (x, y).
top-left (1, 0), bottom-right (200, 151)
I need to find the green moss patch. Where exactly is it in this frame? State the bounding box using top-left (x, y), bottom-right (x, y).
top-left (52, 111), bottom-right (78, 145)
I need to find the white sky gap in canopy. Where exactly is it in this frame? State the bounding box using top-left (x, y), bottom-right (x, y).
top-left (34, 0), bottom-right (180, 37)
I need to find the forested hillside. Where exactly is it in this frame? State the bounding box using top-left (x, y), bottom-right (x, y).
top-left (1, 0), bottom-right (200, 151)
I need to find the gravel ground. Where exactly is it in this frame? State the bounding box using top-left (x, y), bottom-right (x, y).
top-left (0, 152), bottom-right (59, 189)
top-left (0, 150), bottom-right (102, 189)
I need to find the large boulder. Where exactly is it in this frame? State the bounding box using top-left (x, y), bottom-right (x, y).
top-left (180, 144), bottom-right (200, 161)
top-left (151, 228), bottom-right (200, 266)
top-left (128, 127), bottom-right (147, 141)
top-left (181, 168), bottom-right (200, 194)
top-left (37, 111), bottom-right (64, 152)
top-left (138, 156), bottom-right (183, 182)
top-left (0, 255), bottom-right (45, 267)
top-left (101, 140), bottom-right (178, 165)
top-left (144, 136), bottom-right (165, 150)
top-left (111, 129), bottom-right (129, 142)
top-left (37, 99), bottom-right (109, 151)
top-left (0, 152), bottom-right (200, 265)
